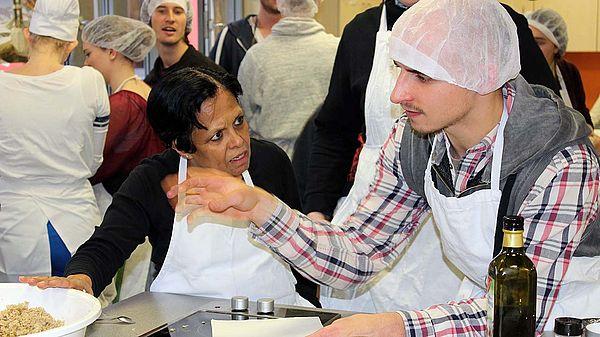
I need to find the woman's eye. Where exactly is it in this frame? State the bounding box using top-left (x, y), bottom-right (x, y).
top-left (234, 116), bottom-right (244, 126)
top-left (210, 131), bottom-right (223, 141)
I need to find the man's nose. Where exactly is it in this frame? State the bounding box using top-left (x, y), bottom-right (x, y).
top-left (390, 70), bottom-right (412, 104)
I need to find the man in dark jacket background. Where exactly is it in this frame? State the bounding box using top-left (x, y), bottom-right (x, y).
top-left (209, 0), bottom-right (281, 77)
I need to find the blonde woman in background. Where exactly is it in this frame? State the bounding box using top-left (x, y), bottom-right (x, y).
top-left (81, 15), bottom-right (165, 301)
top-left (0, 0), bottom-right (109, 281)
top-left (526, 9), bottom-right (600, 152)
top-left (526, 8), bottom-right (592, 126)
top-left (82, 15), bottom-right (164, 212)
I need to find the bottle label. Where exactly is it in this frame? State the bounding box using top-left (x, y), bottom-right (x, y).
top-left (486, 275), bottom-right (494, 337)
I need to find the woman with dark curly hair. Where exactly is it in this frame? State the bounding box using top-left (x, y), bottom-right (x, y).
top-left (21, 67), bottom-right (319, 308)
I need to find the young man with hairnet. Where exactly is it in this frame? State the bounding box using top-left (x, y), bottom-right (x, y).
top-left (140, 0), bottom-right (221, 86)
top-left (170, 0), bottom-right (600, 335)
top-left (301, 0), bottom-right (563, 314)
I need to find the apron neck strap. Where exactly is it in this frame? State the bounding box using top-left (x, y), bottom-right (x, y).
top-left (427, 98), bottom-right (509, 190)
top-left (490, 101), bottom-right (509, 190)
top-left (242, 170), bottom-right (254, 187)
top-left (379, 3), bottom-right (388, 32)
top-left (178, 157), bottom-right (187, 184)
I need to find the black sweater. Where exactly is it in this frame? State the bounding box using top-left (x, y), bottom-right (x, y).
top-left (144, 45), bottom-right (223, 87)
top-left (557, 59), bottom-right (592, 127)
top-left (209, 15), bottom-right (257, 77)
top-left (303, 1), bottom-right (559, 216)
top-left (65, 139), bottom-right (319, 306)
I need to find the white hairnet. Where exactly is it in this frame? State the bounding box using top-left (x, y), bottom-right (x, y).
top-left (140, 0), bottom-right (193, 32)
top-left (29, 0), bottom-right (79, 41)
top-left (82, 15), bottom-right (156, 62)
top-left (525, 8), bottom-right (568, 57)
top-left (389, 0), bottom-right (520, 95)
top-left (276, 0), bottom-right (320, 17)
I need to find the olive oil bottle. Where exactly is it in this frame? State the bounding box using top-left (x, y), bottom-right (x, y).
top-left (486, 215), bottom-right (537, 337)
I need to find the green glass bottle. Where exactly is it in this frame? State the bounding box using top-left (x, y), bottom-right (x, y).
top-left (486, 215), bottom-right (537, 337)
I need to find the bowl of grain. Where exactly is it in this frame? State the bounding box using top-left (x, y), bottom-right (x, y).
top-left (0, 283), bottom-right (101, 337)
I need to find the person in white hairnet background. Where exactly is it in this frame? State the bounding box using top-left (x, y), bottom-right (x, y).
top-left (82, 15), bottom-right (164, 210)
top-left (525, 8), bottom-right (592, 127)
top-left (168, 0), bottom-right (600, 335)
top-left (0, 0), bottom-right (109, 282)
top-left (81, 15), bottom-right (165, 301)
top-left (237, 0), bottom-right (339, 158)
top-left (140, 0), bottom-right (221, 86)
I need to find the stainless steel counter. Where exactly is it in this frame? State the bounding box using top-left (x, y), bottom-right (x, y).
top-left (86, 292), bottom-right (353, 337)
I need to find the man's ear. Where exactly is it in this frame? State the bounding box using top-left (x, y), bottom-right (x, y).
top-left (66, 40), bottom-right (78, 54)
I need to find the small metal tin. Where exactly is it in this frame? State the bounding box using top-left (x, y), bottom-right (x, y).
top-left (231, 296), bottom-right (249, 312)
top-left (256, 298), bottom-right (275, 314)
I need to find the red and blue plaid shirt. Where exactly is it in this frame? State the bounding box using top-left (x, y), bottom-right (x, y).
top-left (250, 85), bottom-right (599, 336)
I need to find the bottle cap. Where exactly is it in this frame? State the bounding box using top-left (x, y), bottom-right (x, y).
top-left (554, 317), bottom-right (583, 336)
top-left (502, 215), bottom-right (524, 232)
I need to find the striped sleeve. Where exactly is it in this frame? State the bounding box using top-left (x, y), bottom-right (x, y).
top-left (250, 118), bottom-right (431, 289)
top-left (91, 69), bottom-right (110, 173)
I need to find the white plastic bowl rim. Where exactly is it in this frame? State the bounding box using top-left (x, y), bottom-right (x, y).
top-left (0, 283), bottom-right (101, 337)
top-left (588, 322), bottom-right (600, 336)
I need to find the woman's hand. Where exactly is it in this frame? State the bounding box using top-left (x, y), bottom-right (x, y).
top-left (19, 274), bottom-right (93, 295)
top-left (162, 167), bottom-right (235, 210)
top-left (167, 168), bottom-right (280, 226)
top-left (307, 313), bottom-right (406, 337)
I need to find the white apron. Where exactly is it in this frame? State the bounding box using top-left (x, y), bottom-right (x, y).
top-left (424, 106), bottom-right (600, 332)
top-left (556, 66), bottom-right (574, 109)
top-left (150, 157), bottom-right (312, 306)
top-left (93, 183), bottom-right (152, 304)
top-left (319, 5), bottom-right (462, 312)
top-left (0, 178), bottom-right (100, 281)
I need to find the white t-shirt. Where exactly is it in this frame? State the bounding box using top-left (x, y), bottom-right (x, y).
top-left (0, 66), bottom-right (110, 267)
top-left (0, 66), bottom-right (110, 185)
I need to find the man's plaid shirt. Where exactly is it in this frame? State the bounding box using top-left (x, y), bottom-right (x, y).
top-left (250, 86), bottom-right (599, 336)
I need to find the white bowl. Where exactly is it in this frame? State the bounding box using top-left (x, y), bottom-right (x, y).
top-left (587, 322), bottom-right (600, 337)
top-left (0, 283), bottom-right (101, 337)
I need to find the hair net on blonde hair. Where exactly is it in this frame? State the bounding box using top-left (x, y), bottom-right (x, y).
top-left (276, 0), bottom-right (320, 17)
top-left (525, 8), bottom-right (568, 57)
top-left (82, 15), bottom-right (156, 62)
top-left (140, 0), bottom-right (193, 32)
top-left (389, 0), bottom-right (520, 95)
top-left (29, 0), bottom-right (79, 41)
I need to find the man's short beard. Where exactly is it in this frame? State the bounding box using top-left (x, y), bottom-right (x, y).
top-left (407, 118), bottom-right (440, 136)
top-left (159, 37), bottom-right (185, 47)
